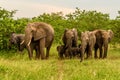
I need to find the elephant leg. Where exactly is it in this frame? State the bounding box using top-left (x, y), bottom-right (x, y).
top-left (94, 46), bottom-right (98, 59)
top-left (103, 44), bottom-right (108, 58)
top-left (86, 48), bottom-right (89, 59)
top-left (60, 48), bottom-right (64, 59)
top-left (68, 48), bottom-right (72, 59)
top-left (69, 51), bottom-right (72, 59)
top-left (35, 46), bottom-right (40, 59)
top-left (80, 49), bottom-right (85, 62)
top-left (46, 39), bottom-right (53, 59)
top-left (39, 38), bottom-right (45, 60)
top-left (99, 46), bottom-right (103, 59)
top-left (46, 47), bottom-right (50, 59)
top-left (88, 48), bottom-right (92, 59)
top-left (27, 45), bottom-right (33, 60)
top-left (80, 52), bottom-right (84, 62)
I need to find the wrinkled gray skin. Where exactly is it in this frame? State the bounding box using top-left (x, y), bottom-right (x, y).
top-left (80, 31), bottom-right (96, 62)
top-left (9, 32), bottom-right (25, 51)
top-left (93, 29), bottom-right (114, 59)
top-left (62, 28), bottom-right (78, 58)
top-left (23, 22), bottom-right (54, 60)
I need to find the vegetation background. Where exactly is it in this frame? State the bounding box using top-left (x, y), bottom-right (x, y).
top-left (0, 7), bottom-right (120, 80)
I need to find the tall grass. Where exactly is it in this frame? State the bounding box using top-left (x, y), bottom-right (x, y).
top-left (0, 45), bottom-right (120, 80)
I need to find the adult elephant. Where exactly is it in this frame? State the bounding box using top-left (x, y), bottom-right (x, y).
top-left (93, 29), bottom-right (114, 59)
top-left (62, 28), bottom-right (78, 58)
top-left (9, 32), bottom-right (25, 51)
top-left (80, 31), bottom-right (96, 62)
top-left (22, 22), bottom-right (54, 60)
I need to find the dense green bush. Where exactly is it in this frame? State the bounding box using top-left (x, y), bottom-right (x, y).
top-left (0, 7), bottom-right (120, 50)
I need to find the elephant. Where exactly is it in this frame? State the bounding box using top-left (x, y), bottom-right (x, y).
top-left (93, 29), bottom-right (114, 59)
top-left (62, 28), bottom-right (78, 58)
top-left (57, 45), bottom-right (81, 59)
top-left (22, 22), bottom-right (54, 60)
top-left (71, 47), bottom-right (81, 57)
top-left (56, 45), bottom-right (68, 58)
top-left (80, 31), bottom-right (96, 62)
top-left (9, 32), bottom-right (25, 52)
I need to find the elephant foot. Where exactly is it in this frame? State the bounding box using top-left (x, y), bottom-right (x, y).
top-left (80, 60), bottom-right (83, 62)
top-left (35, 57), bottom-right (40, 60)
top-left (41, 57), bottom-right (45, 60)
top-left (94, 56), bottom-right (98, 59)
top-left (41, 55), bottom-right (45, 60)
top-left (103, 56), bottom-right (107, 59)
top-left (45, 57), bottom-right (49, 60)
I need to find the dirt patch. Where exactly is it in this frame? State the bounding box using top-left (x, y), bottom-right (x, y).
top-left (57, 60), bottom-right (64, 80)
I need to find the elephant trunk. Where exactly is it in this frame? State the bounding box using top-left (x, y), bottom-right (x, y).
top-left (103, 39), bottom-right (108, 58)
top-left (65, 39), bottom-right (72, 49)
top-left (24, 33), bottom-right (33, 59)
top-left (24, 35), bottom-right (32, 47)
top-left (80, 42), bottom-right (87, 62)
top-left (24, 27), bottom-right (32, 47)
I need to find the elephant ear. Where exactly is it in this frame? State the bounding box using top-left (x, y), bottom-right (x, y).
top-left (33, 28), bottom-right (46, 41)
top-left (107, 30), bottom-right (114, 42)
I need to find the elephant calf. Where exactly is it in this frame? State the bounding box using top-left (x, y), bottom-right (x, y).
top-left (57, 45), bottom-right (67, 59)
top-left (80, 31), bottom-right (96, 62)
top-left (71, 47), bottom-right (81, 58)
top-left (57, 45), bottom-right (81, 59)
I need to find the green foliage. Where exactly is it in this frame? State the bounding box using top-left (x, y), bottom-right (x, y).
top-left (0, 7), bottom-right (120, 50)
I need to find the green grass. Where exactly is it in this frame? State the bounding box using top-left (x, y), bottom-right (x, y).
top-left (0, 45), bottom-right (120, 80)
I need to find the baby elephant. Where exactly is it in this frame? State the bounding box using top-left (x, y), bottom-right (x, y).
top-left (57, 45), bottom-right (81, 59)
top-left (57, 45), bottom-right (68, 59)
top-left (71, 47), bottom-right (81, 58)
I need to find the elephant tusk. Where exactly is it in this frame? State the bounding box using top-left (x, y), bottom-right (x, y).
top-left (20, 40), bottom-right (24, 45)
top-left (27, 39), bottom-right (31, 46)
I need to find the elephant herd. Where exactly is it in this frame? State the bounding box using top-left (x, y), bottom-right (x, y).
top-left (9, 22), bottom-right (114, 62)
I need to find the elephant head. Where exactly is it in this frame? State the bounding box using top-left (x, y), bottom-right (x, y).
top-left (101, 30), bottom-right (114, 47)
top-left (24, 23), bottom-right (46, 46)
top-left (80, 31), bottom-right (90, 53)
top-left (9, 32), bottom-right (25, 51)
top-left (107, 30), bottom-right (114, 42)
top-left (9, 32), bottom-right (18, 45)
top-left (62, 28), bottom-right (78, 49)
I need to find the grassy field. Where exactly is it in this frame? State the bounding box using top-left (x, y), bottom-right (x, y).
top-left (0, 45), bottom-right (120, 80)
